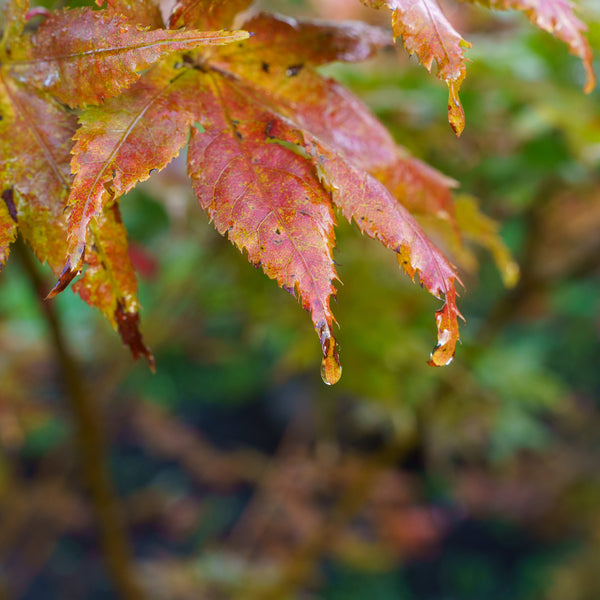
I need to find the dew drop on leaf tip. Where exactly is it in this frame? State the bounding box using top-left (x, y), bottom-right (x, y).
top-left (318, 322), bottom-right (342, 385)
top-left (427, 347), bottom-right (454, 367)
top-left (321, 352), bottom-right (342, 385)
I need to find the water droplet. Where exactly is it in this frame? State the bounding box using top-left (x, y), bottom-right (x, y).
top-left (428, 345), bottom-right (455, 368)
top-left (317, 321), bottom-right (342, 385)
top-left (321, 351), bottom-right (342, 385)
top-left (438, 328), bottom-right (451, 347)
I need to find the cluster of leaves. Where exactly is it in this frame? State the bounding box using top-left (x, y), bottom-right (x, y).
top-left (0, 0), bottom-right (594, 383)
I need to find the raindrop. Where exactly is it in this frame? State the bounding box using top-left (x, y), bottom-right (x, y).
top-left (321, 351), bottom-right (342, 385)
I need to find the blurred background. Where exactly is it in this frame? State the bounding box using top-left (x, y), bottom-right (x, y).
top-left (1, 0), bottom-right (600, 598)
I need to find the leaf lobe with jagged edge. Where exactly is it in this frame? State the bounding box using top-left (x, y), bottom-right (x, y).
top-left (360, 0), bottom-right (471, 135)
top-left (187, 75), bottom-right (340, 383)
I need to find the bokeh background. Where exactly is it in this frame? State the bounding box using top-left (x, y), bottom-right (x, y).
top-left (1, 0), bottom-right (600, 598)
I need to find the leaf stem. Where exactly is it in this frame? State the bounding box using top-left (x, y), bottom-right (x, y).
top-left (14, 239), bottom-right (143, 600)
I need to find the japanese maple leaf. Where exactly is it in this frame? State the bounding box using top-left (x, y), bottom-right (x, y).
top-left (361, 0), bottom-right (595, 134)
top-left (0, 1), bottom-right (151, 364)
top-left (0, 0), bottom-right (245, 365)
top-left (361, 0), bottom-right (472, 135)
top-left (55, 2), bottom-right (465, 382)
top-left (8, 3), bottom-right (249, 107)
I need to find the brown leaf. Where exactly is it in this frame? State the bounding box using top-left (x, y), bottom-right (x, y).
top-left (219, 12), bottom-right (392, 68)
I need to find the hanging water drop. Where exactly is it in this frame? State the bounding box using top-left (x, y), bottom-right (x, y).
top-left (321, 350), bottom-right (342, 385)
top-left (318, 322), bottom-right (342, 385)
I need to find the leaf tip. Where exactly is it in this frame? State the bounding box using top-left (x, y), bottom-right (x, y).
top-left (46, 262), bottom-right (81, 299)
top-left (115, 303), bottom-right (155, 371)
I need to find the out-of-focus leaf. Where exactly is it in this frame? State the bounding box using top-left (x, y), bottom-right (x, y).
top-left (9, 7), bottom-right (249, 107)
top-left (0, 0), bottom-right (28, 50)
top-left (468, 0), bottom-right (596, 92)
top-left (455, 196), bottom-right (520, 288)
top-left (529, 189), bottom-right (600, 280)
top-left (376, 155), bottom-right (458, 223)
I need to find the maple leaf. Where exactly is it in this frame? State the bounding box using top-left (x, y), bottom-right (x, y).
top-left (0, 0), bottom-right (587, 386)
top-left (214, 14), bottom-right (458, 225)
top-left (194, 11), bottom-right (466, 375)
top-left (466, 0), bottom-right (596, 93)
top-left (0, 0), bottom-right (155, 365)
top-left (72, 203), bottom-right (154, 369)
top-left (0, 21), bottom-right (75, 266)
top-left (304, 137), bottom-right (463, 367)
top-left (8, 6), bottom-right (250, 107)
top-left (210, 12), bottom-right (459, 238)
top-left (360, 0), bottom-right (595, 133)
top-left (48, 61), bottom-right (202, 296)
top-left (58, 6), bottom-right (464, 381)
top-left (186, 79), bottom-right (340, 382)
top-left (360, 0), bottom-right (472, 135)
